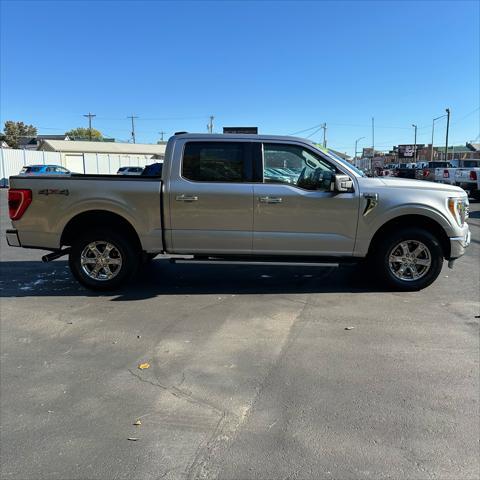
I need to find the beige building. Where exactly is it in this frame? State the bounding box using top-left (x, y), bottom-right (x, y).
top-left (38, 140), bottom-right (166, 173)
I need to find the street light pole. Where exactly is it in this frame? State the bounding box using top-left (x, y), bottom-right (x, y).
top-left (412, 124), bottom-right (417, 163)
top-left (354, 136), bottom-right (365, 165)
top-left (430, 114), bottom-right (447, 162)
top-left (444, 108), bottom-right (450, 162)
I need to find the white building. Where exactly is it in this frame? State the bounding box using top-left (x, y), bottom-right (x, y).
top-left (38, 140), bottom-right (166, 173)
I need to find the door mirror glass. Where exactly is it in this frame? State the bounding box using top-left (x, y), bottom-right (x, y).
top-left (333, 174), bottom-right (353, 192)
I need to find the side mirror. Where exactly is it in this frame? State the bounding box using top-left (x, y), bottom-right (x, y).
top-left (333, 174), bottom-right (353, 193)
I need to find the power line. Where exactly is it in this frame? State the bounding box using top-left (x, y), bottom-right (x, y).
top-left (450, 106), bottom-right (480, 126)
top-left (289, 123), bottom-right (324, 136)
top-left (95, 115), bottom-right (209, 121)
top-left (305, 127), bottom-right (323, 139)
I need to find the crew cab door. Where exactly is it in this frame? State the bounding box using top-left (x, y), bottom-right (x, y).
top-left (167, 140), bottom-right (254, 254)
top-left (253, 142), bottom-right (359, 256)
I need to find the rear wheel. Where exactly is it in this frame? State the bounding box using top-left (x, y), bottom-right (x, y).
top-left (372, 227), bottom-right (444, 291)
top-left (69, 229), bottom-right (139, 291)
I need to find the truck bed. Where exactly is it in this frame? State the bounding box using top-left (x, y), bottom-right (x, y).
top-left (8, 174), bottom-right (164, 252)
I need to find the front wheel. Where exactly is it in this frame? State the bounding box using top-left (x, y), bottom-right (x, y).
top-left (69, 229), bottom-right (139, 291)
top-left (372, 227), bottom-right (444, 291)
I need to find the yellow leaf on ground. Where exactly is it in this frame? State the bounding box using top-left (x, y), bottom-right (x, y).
top-left (138, 362), bottom-right (150, 370)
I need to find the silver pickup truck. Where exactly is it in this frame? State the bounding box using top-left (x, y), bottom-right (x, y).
top-left (6, 133), bottom-right (471, 291)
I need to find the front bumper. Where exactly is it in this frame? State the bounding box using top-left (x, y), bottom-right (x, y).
top-left (449, 226), bottom-right (471, 259)
top-left (6, 229), bottom-right (21, 247)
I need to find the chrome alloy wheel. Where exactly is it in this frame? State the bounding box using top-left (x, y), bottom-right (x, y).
top-left (80, 241), bottom-right (123, 281)
top-left (388, 240), bottom-right (432, 282)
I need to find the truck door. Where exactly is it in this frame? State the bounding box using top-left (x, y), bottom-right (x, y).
top-left (167, 140), bottom-right (254, 254)
top-left (253, 142), bottom-right (359, 256)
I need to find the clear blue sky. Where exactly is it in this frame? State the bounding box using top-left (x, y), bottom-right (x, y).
top-left (1, 0), bottom-right (479, 155)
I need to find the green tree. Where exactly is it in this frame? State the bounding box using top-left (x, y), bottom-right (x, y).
top-left (66, 127), bottom-right (103, 141)
top-left (2, 121), bottom-right (37, 149)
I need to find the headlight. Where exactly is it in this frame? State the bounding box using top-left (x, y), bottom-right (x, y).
top-left (448, 197), bottom-right (469, 227)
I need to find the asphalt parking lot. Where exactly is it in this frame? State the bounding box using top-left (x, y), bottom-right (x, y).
top-left (0, 188), bottom-right (479, 480)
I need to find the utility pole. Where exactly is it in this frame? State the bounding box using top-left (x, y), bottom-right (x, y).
top-left (444, 108), bottom-right (450, 162)
top-left (207, 115), bottom-right (214, 134)
top-left (371, 117), bottom-right (375, 174)
top-left (412, 124), bottom-right (417, 163)
top-left (159, 131), bottom-right (165, 142)
top-left (354, 136), bottom-right (365, 165)
top-left (321, 123), bottom-right (327, 148)
top-left (128, 114), bottom-right (138, 143)
top-left (83, 112), bottom-right (96, 141)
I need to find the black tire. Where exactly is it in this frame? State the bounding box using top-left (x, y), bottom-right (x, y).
top-left (69, 228), bottom-right (139, 291)
top-left (471, 190), bottom-right (480, 201)
top-left (371, 227), bottom-right (444, 291)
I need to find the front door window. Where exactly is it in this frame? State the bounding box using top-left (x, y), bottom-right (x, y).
top-left (263, 143), bottom-right (336, 191)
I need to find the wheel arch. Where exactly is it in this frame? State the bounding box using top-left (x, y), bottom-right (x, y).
top-left (367, 214), bottom-right (450, 259)
top-left (61, 210), bottom-right (142, 252)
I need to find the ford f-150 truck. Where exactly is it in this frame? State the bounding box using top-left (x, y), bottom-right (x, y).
top-left (6, 133), bottom-right (471, 291)
top-left (454, 165), bottom-right (480, 200)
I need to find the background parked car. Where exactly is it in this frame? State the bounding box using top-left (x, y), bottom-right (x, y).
top-left (415, 161), bottom-right (452, 182)
top-left (395, 162), bottom-right (417, 179)
top-left (117, 166), bottom-right (144, 175)
top-left (454, 163), bottom-right (480, 199)
top-left (19, 165), bottom-right (70, 175)
top-left (141, 162), bottom-right (163, 176)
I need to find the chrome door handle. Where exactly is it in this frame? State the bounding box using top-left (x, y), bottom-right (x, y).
top-left (176, 194), bottom-right (199, 202)
top-left (259, 196), bottom-right (283, 204)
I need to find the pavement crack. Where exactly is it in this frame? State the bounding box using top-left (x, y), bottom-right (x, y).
top-left (127, 368), bottom-right (227, 417)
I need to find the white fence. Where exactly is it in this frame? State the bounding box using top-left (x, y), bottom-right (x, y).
top-left (0, 148), bottom-right (157, 186)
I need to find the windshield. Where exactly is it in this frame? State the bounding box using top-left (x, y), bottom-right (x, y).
top-left (318, 148), bottom-right (366, 177)
top-left (21, 166), bottom-right (42, 173)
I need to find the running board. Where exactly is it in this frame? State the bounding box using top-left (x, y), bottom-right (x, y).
top-left (172, 259), bottom-right (340, 267)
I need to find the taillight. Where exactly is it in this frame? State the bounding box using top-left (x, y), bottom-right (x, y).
top-left (470, 171), bottom-right (477, 181)
top-left (423, 169), bottom-right (430, 177)
top-left (8, 189), bottom-right (32, 220)
top-left (443, 169), bottom-right (449, 178)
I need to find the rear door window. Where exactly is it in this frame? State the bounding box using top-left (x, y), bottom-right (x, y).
top-left (182, 142), bottom-right (249, 182)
